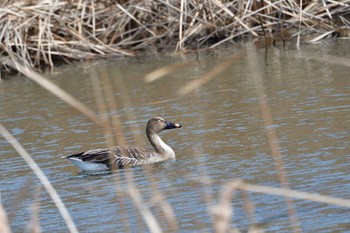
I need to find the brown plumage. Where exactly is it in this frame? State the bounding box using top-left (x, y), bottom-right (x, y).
top-left (64, 117), bottom-right (182, 171)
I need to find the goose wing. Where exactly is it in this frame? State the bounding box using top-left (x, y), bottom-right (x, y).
top-left (67, 146), bottom-right (155, 168)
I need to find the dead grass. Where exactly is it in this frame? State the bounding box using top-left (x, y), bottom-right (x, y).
top-left (1, 1), bottom-right (350, 232)
top-left (0, 0), bottom-right (349, 72)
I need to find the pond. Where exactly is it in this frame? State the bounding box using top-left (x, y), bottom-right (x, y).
top-left (1, 40), bottom-right (349, 232)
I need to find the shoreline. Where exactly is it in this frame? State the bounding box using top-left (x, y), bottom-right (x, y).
top-left (0, 0), bottom-right (349, 73)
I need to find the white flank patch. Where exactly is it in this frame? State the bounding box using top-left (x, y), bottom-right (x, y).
top-left (67, 157), bottom-right (109, 171)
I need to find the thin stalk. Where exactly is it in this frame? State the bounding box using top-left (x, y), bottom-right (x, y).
top-left (246, 43), bottom-right (301, 233)
top-left (0, 194), bottom-right (11, 233)
top-left (0, 125), bottom-right (78, 233)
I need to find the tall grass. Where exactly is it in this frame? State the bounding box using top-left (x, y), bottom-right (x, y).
top-left (1, 1), bottom-right (350, 232)
top-left (0, 0), bottom-right (349, 71)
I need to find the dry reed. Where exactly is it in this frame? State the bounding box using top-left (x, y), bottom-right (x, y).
top-left (2, 62), bottom-right (350, 231)
top-left (90, 69), bottom-right (179, 232)
top-left (0, 124), bottom-right (78, 233)
top-left (2, 2), bottom-right (350, 231)
top-left (0, 195), bottom-right (11, 233)
top-left (246, 43), bottom-right (300, 233)
top-left (0, 0), bottom-right (349, 72)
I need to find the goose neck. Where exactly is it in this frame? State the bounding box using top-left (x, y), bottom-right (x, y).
top-left (147, 132), bottom-right (175, 158)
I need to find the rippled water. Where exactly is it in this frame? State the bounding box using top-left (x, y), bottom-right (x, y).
top-left (1, 40), bottom-right (350, 232)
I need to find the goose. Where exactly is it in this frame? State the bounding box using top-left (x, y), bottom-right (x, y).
top-left (63, 116), bottom-right (182, 171)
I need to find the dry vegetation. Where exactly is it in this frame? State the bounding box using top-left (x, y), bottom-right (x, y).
top-left (0, 0), bottom-right (349, 71)
top-left (2, 43), bottom-right (350, 233)
top-left (1, 1), bottom-right (350, 232)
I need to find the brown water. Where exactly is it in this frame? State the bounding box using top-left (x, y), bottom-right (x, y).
top-left (1, 40), bottom-right (350, 232)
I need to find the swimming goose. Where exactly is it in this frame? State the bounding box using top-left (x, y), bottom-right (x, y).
top-left (64, 117), bottom-right (182, 171)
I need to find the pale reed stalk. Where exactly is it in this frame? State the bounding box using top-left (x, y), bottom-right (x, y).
top-left (0, 125), bottom-right (78, 233)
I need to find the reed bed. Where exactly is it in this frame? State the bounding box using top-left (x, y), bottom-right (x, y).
top-left (1, 1), bottom-right (350, 232)
top-left (0, 0), bottom-right (349, 71)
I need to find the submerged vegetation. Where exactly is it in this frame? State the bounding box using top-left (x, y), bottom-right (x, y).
top-left (0, 0), bottom-right (349, 71)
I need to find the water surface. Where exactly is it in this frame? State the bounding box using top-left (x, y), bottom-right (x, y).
top-left (1, 40), bottom-right (350, 232)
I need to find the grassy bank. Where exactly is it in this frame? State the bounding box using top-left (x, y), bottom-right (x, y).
top-left (0, 0), bottom-right (349, 71)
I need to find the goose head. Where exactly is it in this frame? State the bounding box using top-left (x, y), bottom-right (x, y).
top-left (146, 117), bottom-right (182, 134)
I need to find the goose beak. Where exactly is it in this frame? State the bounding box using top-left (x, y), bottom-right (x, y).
top-left (165, 121), bottom-right (182, 130)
